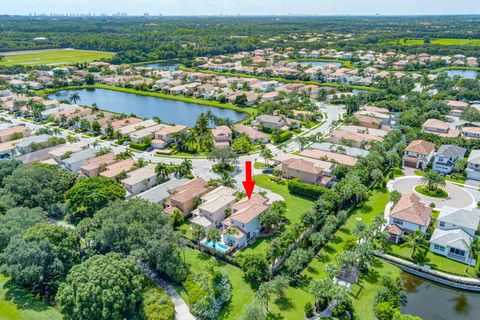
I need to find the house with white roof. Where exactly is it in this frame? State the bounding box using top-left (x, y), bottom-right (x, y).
top-left (430, 206), bottom-right (480, 265)
top-left (190, 186), bottom-right (237, 230)
top-left (120, 164), bottom-right (157, 197)
top-left (61, 148), bottom-right (97, 173)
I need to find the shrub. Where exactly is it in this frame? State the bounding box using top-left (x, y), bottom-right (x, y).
top-left (130, 141), bottom-right (151, 151)
top-left (142, 285), bottom-right (175, 320)
top-left (304, 301), bottom-right (314, 318)
top-left (287, 179), bottom-right (326, 200)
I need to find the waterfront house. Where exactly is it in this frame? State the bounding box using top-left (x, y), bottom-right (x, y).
top-left (430, 206), bottom-right (480, 265)
top-left (211, 125), bottom-right (232, 149)
top-left (385, 193), bottom-right (432, 244)
top-left (233, 124), bottom-right (270, 143)
top-left (433, 145), bottom-right (467, 174)
top-left (402, 140), bottom-right (435, 170)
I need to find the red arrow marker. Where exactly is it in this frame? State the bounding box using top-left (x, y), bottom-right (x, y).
top-left (242, 161), bottom-right (256, 200)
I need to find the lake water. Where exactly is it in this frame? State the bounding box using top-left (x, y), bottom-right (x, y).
top-left (48, 88), bottom-right (246, 127)
top-left (401, 273), bottom-right (480, 320)
top-left (298, 61), bottom-right (342, 68)
top-left (144, 62), bottom-right (179, 71)
top-left (436, 69), bottom-right (478, 79)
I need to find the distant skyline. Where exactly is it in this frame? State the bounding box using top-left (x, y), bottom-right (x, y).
top-left (1, 0), bottom-right (480, 16)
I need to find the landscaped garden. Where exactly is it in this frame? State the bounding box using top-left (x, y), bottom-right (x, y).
top-left (414, 185), bottom-right (449, 198)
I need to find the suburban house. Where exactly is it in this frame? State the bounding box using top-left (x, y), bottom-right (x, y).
top-left (274, 154), bottom-right (334, 187)
top-left (190, 186), bottom-right (237, 230)
top-left (433, 144), bottom-right (467, 174)
top-left (328, 129), bottom-right (382, 149)
top-left (118, 119), bottom-right (158, 136)
top-left (0, 125), bottom-right (31, 143)
top-left (462, 127), bottom-right (480, 139)
top-left (446, 100), bottom-right (470, 116)
top-left (422, 119), bottom-right (459, 137)
top-left (80, 152), bottom-right (117, 177)
top-left (153, 125), bottom-right (188, 149)
top-left (61, 148), bottom-right (98, 173)
top-left (167, 178), bottom-right (210, 214)
top-left (430, 206), bottom-right (480, 265)
top-left (233, 124), bottom-right (270, 143)
top-left (402, 140), bottom-right (435, 170)
top-left (466, 150), bottom-right (480, 180)
top-left (222, 194), bottom-right (270, 249)
top-left (15, 134), bottom-right (53, 154)
top-left (385, 193), bottom-right (432, 244)
top-left (211, 126), bottom-right (232, 149)
top-left (299, 149), bottom-right (358, 168)
top-left (254, 114), bottom-right (300, 130)
top-left (48, 141), bottom-right (90, 162)
top-left (135, 178), bottom-right (191, 205)
top-left (129, 124), bottom-right (166, 143)
top-left (120, 164), bottom-right (158, 197)
top-left (99, 159), bottom-right (135, 179)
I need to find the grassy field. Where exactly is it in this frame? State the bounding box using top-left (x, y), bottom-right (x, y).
top-left (0, 49), bottom-right (114, 66)
top-left (391, 38), bottom-right (480, 46)
top-left (0, 275), bottom-right (63, 320)
top-left (300, 188), bottom-right (398, 319)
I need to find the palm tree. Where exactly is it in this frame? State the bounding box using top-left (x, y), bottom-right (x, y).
top-left (178, 159), bottom-right (193, 177)
top-left (51, 127), bottom-right (62, 136)
top-left (260, 148), bottom-right (274, 166)
top-left (464, 237), bottom-right (480, 273)
top-left (155, 162), bottom-right (172, 182)
top-left (297, 136), bottom-right (309, 151)
top-left (420, 170), bottom-right (446, 191)
top-left (220, 172), bottom-right (235, 188)
top-left (402, 231), bottom-right (425, 258)
top-left (91, 140), bottom-right (100, 148)
top-left (69, 93), bottom-right (81, 104)
top-left (91, 103), bottom-right (99, 113)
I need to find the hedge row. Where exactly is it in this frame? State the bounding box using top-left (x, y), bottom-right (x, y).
top-left (287, 179), bottom-right (326, 200)
top-left (129, 141), bottom-right (151, 151)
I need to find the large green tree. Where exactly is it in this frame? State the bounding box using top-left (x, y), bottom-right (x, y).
top-left (56, 253), bottom-right (144, 320)
top-left (0, 207), bottom-right (47, 251)
top-left (3, 163), bottom-right (76, 210)
top-left (65, 176), bottom-right (125, 219)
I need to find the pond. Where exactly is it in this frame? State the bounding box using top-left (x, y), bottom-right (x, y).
top-left (297, 60), bottom-right (342, 68)
top-left (48, 88), bottom-right (247, 127)
top-left (402, 273), bottom-right (480, 320)
top-left (144, 62), bottom-right (179, 71)
top-left (436, 69), bottom-right (478, 79)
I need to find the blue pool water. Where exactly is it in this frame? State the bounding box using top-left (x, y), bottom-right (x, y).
top-left (203, 240), bottom-right (230, 253)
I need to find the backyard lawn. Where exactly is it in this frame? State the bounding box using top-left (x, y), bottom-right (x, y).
top-left (300, 188), bottom-right (394, 319)
top-left (0, 275), bottom-right (63, 320)
top-left (181, 248), bottom-right (312, 320)
top-left (0, 49), bottom-right (114, 66)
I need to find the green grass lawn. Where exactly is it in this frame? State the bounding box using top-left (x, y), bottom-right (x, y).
top-left (300, 188), bottom-right (394, 319)
top-left (0, 49), bottom-right (114, 66)
top-left (0, 275), bottom-right (63, 320)
top-left (384, 243), bottom-right (476, 278)
top-left (414, 185), bottom-right (449, 198)
top-left (182, 248), bottom-right (312, 320)
top-left (391, 38), bottom-right (480, 46)
top-left (393, 167), bottom-right (405, 178)
top-left (413, 169), bottom-right (466, 184)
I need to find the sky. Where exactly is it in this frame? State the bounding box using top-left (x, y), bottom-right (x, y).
top-left (1, 0), bottom-right (480, 16)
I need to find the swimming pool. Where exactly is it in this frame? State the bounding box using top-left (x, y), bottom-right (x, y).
top-left (203, 240), bottom-right (230, 253)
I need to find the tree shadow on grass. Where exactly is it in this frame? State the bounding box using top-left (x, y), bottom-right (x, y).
top-left (3, 279), bottom-right (50, 312)
top-left (274, 296), bottom-right (294, 311)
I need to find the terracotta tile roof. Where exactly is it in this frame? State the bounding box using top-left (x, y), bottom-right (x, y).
top-left (389, 192), bottom-right (432, 226)
top-left (423, 118), bottom-right (450, 131)
top-left (211, 125), bottom-right (232, 137)
top-left (233, 124), bottom-right (269, 141)
top-left (155, 125), bottom-right (188, 137)
top-left (99, 159), bottom-right (135, 178)
top-left (170, 178), bottom-right (209, 203)
top-left (81, 152), bottom-right (117, 171)
top-left (405, 140), bottom-right (435, 155)
top-left (300, 149), bottom-right (358, 167)
top-left (385, 224), bottom-right (403, 236)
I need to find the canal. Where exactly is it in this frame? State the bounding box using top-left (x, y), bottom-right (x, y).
top-left (49, 88), bottom-right (247, 127)
top-left (144, 62), bottom-right (180, 71)
top-left (402, 273), bottom-right (480, 320)
top-left (436, 69), bottom-right (478, 79)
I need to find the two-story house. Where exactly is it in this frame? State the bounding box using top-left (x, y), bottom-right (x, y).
top-left (430, 206), bottom-right (480, 265)
top-left (190, 186), bottom-right (237, 230)
top-left (385, 192), bottom-right (432, 244)
top-left (422, 119), bottom-right (459, 138)
top-left (433, 144), bottom-right (467, 174)
top-left (466, 150), bottom-right (480, 180)
top-left (222, 194), bottom-right (269, 248)
top-left (402, 140), bottom-right (435, 170)
top-left (211, 126), bottom-right (232, 149)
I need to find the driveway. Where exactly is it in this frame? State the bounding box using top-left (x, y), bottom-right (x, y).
top-left (388, 176), bottom-right (476, 209)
